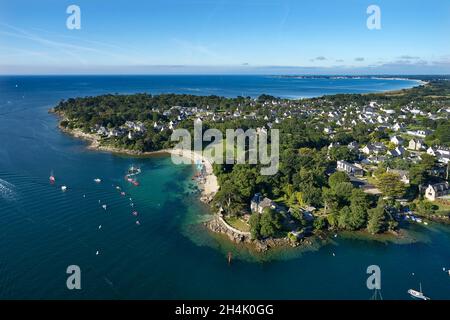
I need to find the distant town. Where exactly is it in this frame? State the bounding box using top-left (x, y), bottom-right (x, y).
top-left (53, 77), bottom-right (450, 251)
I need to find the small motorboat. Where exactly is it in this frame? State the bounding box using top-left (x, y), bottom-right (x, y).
top-left (98, 225), bottom-right (102, 229)
top-left (94, 178), bottom-right (102, 183)
top-left (132, 211), bottom-right (138, 216)
top-left (125, 176), bottom-right (140, 186)
top-left (135, 220), bottom-right (140, 226)
top-left (120, 192), bottom-right (126, 196)
top-left (102, 204), bottom-right (107, 210)
top-left (408, 283), bottom-right (430, 300)
top-left (116, 186), bottom-right (121, 190)
top-left (61, 185), bottom-right (67, 192)
top-left (96, 250), bottom-right (100, 256)
top-left (49, 175), bottom-right (56, 184)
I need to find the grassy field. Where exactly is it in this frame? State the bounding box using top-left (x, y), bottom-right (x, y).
top-left (435, 200), bottom-right (450, 216)
top-left (224, 216), bottom-right (250, 232)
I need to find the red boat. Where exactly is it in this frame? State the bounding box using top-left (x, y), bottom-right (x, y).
top-left (125, 175), bottom-right (139, 186)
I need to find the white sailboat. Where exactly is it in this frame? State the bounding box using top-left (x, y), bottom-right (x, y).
top-left (408, 283), bottom-right (430, 300)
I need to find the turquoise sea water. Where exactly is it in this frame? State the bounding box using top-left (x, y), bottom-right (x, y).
top-left (0, 75), bottom-right (449, 299)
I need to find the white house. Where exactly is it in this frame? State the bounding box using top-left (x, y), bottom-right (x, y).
top-left (250, 193), bottom-right (277, 214)
top-left (390, 136), bottom-right (404, 146)
top-left (424, 182), bottom-right (450, 201)
top-left (407, 129), bottom-right (432, 138)
top-left (392, 123), bottom-right (405, 132)
top-left (337, 160), bottom-right (364, 176)
top-left (362, 143), bottom-right (386, 155)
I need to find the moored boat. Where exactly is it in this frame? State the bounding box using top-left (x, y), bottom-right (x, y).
top-left (408, 283), bottom-right (430, 300)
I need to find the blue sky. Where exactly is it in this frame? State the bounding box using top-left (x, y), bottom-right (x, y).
top-left (0, 0), bottom-right (449, 74)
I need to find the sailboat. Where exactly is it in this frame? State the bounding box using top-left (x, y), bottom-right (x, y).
top-left (408, 283), bottom-right (430, 300)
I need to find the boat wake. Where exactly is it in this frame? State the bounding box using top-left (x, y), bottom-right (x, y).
top-left (0, 178), bottom-right (17, 201)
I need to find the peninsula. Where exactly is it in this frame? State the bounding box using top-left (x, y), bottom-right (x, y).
top-left (51, 77), bottom-right (450, 251)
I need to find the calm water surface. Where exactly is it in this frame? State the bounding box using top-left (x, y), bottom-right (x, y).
top-left (0, 76), bottom-right (448, 299)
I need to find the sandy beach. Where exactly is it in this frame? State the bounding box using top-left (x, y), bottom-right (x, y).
top-left (165, 148), bottom-right (219, 202)
top-left (59, 126), bottom-right (219, 203)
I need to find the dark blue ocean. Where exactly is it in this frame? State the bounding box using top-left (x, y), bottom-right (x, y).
top-left (0, 75), bottom-right (449, 299)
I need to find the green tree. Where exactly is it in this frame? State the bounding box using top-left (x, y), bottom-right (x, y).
top-left (322, 187), bottom-right (339, 214)
top-left (248, 213), bottom-right (261, 239)
top-left (313, 216), bottom-right (328, 230)
top-left (349, 189), bottom-right (369, 230)
top-left (213, 180), bottom-right (245, 215)
top-left (435, 123), bottom-right (450, 145)
top-left (417, 200), bottom-right (436, 217)
top-left (333, 182), bottom-right (354, 204)
top-left (259, 208), bottom-right (282, 238)
top-left (367, 206), bottom-right (387, 234)
top-left (328, 171), bottom-right (350, 189)
top-left (375, 172), bottom-right (406, 198)
top-left (338, 206), bottom-right (353, 230)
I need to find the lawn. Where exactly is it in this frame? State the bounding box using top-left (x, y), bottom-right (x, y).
top-left (435, 200), bottom-right (450, 216)
top-left (224, 216), bottom-right (250, 232)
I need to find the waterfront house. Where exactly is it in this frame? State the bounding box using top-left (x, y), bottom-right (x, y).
top-left (250, 193), bottom-right (277, 214)
top-left (96, 126), bottom-right (108, 136)
top-left (424, 182), bottom-right (450, 201)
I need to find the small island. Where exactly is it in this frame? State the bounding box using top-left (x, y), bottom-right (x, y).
top-left (51, 77), bottom-right (450, 251)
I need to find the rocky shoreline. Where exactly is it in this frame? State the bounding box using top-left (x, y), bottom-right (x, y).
top-left (204, 215), bottom-right (314, 252)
